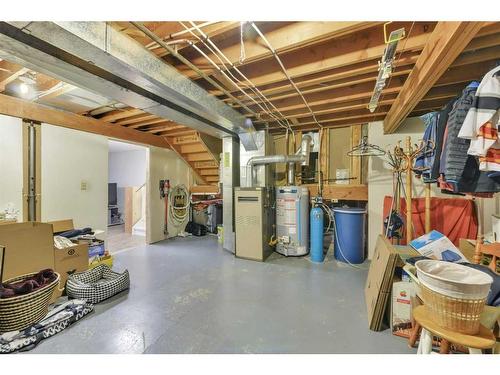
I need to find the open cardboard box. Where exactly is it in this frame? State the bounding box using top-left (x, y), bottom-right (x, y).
top-left (365, 235), bottom-right (419, 331)
top-left (49, 219), bottom-right (89, 300)
top-left (0, 222), bottom-right (55, 282)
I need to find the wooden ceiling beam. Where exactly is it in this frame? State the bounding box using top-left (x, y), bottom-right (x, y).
top-left (149, 124), bottom-right (186, 133)
top-left (269, 114), bottom-right (388, 133)
top-left (0, 61), bottom-right (29, 92)
top-left (98, 108), bottom-right (144, 122)
top-left (114, 113), bottom-right (158, 126)
top-left (384, 21), bottom-right (484, 133)
top-left (0, 93), bottom-right (170, 149)
top-left (217, 52), bottom-right (420, 100)
top-left (233, 65), bottom-right (413, 108)
top-left (127, 118), bottom-right (169, 129)
top-left (188, 22), bottom-right (435, 88)
top-left (183, 22), bottom-right (382, 76)
top-left (153, 22), bottom-right (241, 57)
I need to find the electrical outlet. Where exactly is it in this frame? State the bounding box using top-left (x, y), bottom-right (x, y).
top-left (81, 181), bottom-right (88, 191)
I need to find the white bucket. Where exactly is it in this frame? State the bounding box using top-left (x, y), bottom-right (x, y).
top-left (415, 260), bottom-right (493, 300)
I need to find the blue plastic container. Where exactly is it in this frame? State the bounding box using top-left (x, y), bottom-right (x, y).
top-left (310, 206), bottom-right (324, 263)
top-left (333, 207), bottom-right (366, 264)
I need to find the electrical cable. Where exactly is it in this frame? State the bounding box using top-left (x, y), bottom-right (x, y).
top-left (180, 21), bottom-right (294, 133)
top-left (251, 22), bottom-right (323, 131)
top-left (131, 21), bottom-right (272, 129)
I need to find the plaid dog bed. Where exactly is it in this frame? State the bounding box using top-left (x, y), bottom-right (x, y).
top-left (66, 265), bottom-right (129, 304)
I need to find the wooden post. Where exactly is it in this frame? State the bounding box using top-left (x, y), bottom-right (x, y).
top-left (350, 125), bottom-right (362, 185)
top-left (405, 136), bottom-right (413, 242)
top-left (425, 183), bottom-right (431, 233)
top-left (319, 128), bottom-right (330, 183)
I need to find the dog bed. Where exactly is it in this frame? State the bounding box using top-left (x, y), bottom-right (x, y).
top-left (66, 264), bottom-right (129, 304)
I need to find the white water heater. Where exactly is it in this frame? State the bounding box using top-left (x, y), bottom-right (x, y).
top-left (276, 186), bottom-right (309, 256)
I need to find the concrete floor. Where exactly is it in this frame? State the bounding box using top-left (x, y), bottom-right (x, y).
top-left (30, 236), bottom-right (415, 354)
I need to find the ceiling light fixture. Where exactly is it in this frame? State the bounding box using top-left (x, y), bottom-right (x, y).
top-left (368, 23), bottom-right (405, 113)
top-left (19, 82), bottom-right (29, 95)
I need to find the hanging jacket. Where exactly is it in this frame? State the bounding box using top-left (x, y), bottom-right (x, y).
top-left (414, 112), bottom-right (439, 182)
top-left (459, 65), bottom-right (500, 149)
top-left (431, 99), bottom-right (456, 182)
top-left (442, 82), bottom-right (480, 187)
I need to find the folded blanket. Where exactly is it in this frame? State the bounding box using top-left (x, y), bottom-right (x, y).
top-left (0, 269), bottom-right (57, 299)
top-left (0, 299), bottom-right (93, 353)
top-left (57, 227), bottom-right (93, 239)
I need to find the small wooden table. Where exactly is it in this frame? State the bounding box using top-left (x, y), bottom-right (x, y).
top-left (413, 305), bottom-right (496, 354)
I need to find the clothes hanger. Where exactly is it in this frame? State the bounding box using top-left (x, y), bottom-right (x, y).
top-left (347, 136), bottom-right (386, 157)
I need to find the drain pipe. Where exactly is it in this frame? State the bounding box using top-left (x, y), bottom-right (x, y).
top-left (247, 135), bottom-right (312, 186)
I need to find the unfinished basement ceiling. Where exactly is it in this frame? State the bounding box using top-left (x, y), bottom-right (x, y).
top-left (0, 21), bottom-right (499, 140)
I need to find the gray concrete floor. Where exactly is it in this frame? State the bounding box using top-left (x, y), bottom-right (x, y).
top-left (30, 235), bottom-right (415, 354)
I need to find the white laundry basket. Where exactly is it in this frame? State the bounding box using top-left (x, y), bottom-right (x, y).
top-left (415, 260), bottom-right (493, 334)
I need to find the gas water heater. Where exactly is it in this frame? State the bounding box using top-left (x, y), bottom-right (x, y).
top-left (276, 186), bottom-right (309, 256)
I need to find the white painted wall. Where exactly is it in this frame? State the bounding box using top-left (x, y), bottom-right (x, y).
top-left (41, 123), bottom-right (108, 237)
top-left (147, 146), bottom-right (198, 243)
top-left (108, 148), bottom-right (147, 214)
top-left (367, 119), bottom-right (498, 258)
top-left (108, 149), bottom-right (147, 187)
top-left (0, 115), bottom-right (23, 221)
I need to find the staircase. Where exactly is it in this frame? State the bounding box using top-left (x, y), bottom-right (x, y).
top-left (164, 130), bottom-right (221, 186)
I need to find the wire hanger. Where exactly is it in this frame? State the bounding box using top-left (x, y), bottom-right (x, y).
top-left (347, 136), bottom-right (386, 157)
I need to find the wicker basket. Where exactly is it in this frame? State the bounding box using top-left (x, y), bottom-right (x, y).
top-left (0, 272), bottom-right (60, 333)
top-left (420, 282), bottom-right (487, 335)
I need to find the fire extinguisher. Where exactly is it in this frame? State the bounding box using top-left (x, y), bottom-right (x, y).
top-left (160, 179), bottom-right (170, 235)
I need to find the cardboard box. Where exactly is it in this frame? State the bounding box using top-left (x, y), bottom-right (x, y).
top-left (365, 235), bottom-right (419, 331)
top-left (390, 280), bottom-right (416, 338)
top-left (53, 243), bottom-right (89, 299)
top-left (0, 222), bottom-right (55, 281)
top-left (50, 219), bottom-right (75, 234)
top-left (49, 219), bottom-right (89, 300)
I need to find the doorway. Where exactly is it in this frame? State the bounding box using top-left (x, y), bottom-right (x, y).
top-left (107, 140), bottom-right (148, 253)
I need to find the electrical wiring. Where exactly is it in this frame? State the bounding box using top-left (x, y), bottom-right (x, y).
top-left (251, 22), bottom-right (323, 131)
top-left (130, 21), bottom-right (264, 126)
top-left (180, 21), bottom-right (294, 133)
top-left (175, 30), bottom-right (290, 133)
top-left (184, 21), bottom-right (291, 126)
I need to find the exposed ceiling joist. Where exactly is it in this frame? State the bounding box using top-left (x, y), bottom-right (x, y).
top-left (0, 62), bottom-right (29, 91)
top-left (185, 22), bottom-right (382, 78)
top-left (0, 93), bottom-right (171, 149)
top-left (384, 21), bottom-right (485, 133)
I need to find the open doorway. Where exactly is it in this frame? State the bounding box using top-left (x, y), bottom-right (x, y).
top-left (107, 140), bottom-right (148, 253)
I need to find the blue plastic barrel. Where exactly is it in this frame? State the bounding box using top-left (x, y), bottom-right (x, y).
top-left (310, 206), bottom-right (324, 262)
top-left (333, 207), bottom-right (366, 264)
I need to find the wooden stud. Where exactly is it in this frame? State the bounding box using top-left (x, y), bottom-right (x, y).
top-left (350, 125), bottom-right (362, 185)
top-left (319, 127), bottom-right (330, 183)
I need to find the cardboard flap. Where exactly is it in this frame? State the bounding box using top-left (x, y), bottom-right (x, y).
top-left (49, 219), bottom-right (75, 234)
top-left (0, 222), bottom-right (54, 281)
